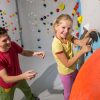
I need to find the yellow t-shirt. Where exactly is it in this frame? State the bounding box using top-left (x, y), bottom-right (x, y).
top-left (52, 36), bottom-right (76, 75)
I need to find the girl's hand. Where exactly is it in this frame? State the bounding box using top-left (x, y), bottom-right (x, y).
top-left (81, 45), bottom-right (92, 54)
top-left (84, 29), bottom-right (97, 38)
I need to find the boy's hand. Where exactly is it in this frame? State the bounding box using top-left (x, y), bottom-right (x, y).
top-left (33, 51), bottom-right (45, 59)
top-left (21, 70), bottom-right (37, 80)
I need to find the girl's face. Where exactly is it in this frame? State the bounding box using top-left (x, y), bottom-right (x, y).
top-left (55, 19), bottom-right (73, 39)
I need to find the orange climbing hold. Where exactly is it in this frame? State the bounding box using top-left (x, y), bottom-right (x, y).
top-left (70, 48), bottom-right (100, 100)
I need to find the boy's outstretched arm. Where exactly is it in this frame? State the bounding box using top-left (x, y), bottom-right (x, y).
top-left (21, 50), bottom-right (45, 59)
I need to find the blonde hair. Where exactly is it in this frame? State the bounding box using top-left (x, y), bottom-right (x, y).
top-left (53, 14), bottom-right (73, 33)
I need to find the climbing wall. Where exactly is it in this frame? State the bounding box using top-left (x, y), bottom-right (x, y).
top-left (80, 0), bottom-right (100, 60)
top-left (17, 0), bottom-right (82, 49)
top-left (70, 0), bottom-right (100, 99)
top-left (0, 0), bottom-right (21, 45)
top-left (16, 0), bottom-right (82, 100)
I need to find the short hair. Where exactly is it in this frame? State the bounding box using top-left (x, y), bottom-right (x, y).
top-left (53, 14), bottom-right (73, 33)
top-left (0, 27), bottom-right (8, 35)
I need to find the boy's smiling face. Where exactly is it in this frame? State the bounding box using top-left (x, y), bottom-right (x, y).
top-left (0, 33), bottom-right (11, 51)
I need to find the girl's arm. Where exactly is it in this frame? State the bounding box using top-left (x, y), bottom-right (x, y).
top-left (73, 29), bottom-right (96, 47)
top-left (73, 36), bottom-right (90, 47)
top-left (55, 45), bottom-right (91, 68)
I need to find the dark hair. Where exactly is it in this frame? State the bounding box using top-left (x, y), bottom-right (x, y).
top-left (0, 27), bottom-right (8, 35)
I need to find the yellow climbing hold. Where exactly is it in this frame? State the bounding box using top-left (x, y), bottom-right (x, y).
top-left (58, 3), bottom-right (65, 11)
top-left (77, 16), bottom-right (83, 24)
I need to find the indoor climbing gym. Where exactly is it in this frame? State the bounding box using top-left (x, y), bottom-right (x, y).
top-left (0, 0), bottom-right (100, 100)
